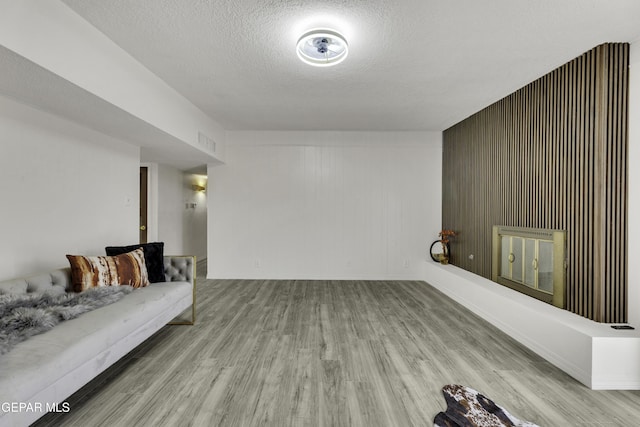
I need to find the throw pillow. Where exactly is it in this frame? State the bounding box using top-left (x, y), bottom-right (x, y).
top-left (105, 242), bottom-right (164, 283)
top-left (66, 248), bottom-right (149, 292)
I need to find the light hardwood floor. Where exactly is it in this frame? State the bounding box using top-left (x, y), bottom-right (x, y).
top-left (34, 265), bottom-right (640, 426)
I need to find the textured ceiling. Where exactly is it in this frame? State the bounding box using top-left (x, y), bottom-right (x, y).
top-left (34, 1), bottom-right (640, 131)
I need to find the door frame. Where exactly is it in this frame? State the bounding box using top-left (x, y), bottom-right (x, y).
top-left (140, 162), bottom-right (159, 243)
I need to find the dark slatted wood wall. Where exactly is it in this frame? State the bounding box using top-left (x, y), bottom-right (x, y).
top-left (442, 43), bottom-right (629, 323)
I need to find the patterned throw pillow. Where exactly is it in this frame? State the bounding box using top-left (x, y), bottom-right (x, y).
top-left (105, 242), bottom-right (164, 283)
top-left (66, 248), bottom-right (149, 292)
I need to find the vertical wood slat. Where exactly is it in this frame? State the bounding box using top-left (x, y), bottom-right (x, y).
top-left (442, 43), bottom-right (629, 323)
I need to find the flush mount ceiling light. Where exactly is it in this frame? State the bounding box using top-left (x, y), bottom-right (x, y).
top-left (296, 29), bottom-right (348, 67)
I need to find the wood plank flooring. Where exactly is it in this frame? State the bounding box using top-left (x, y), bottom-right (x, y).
top-left (34, 266), bottom-right (640, 426)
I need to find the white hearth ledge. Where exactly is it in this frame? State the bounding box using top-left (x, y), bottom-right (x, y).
top-left (423, 261), bottom-right (640, 390)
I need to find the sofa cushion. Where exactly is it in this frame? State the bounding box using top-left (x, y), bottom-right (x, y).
top-left (0, 281), bottom-right (192, 405)
top-left (105, 242), bottom-right (164, 283)
top-left (66, 248), bottom-right (149, 292)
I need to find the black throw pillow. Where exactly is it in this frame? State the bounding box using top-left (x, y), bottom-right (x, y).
top-left (105, 242), bottom-right (164, 283)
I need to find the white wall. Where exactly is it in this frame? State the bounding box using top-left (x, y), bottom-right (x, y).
top-left (208, 131), bottom-right (442, 280)
top-left (628, 40), bottom-right (640, 326)
top-left (156, 164), bottom-right (186, 256)
top-left (0, 95), bottom-right (139, 280)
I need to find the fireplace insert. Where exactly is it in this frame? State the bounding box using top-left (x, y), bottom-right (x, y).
top-left (491, 226), bottom-right (566, 308)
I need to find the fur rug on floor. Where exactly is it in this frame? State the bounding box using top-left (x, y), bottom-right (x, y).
top-left (434, 384), bottom-right (539, 427)
top-left (0, 286), bottom-right (133, 355)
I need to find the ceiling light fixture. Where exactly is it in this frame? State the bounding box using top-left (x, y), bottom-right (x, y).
top-left (296, 29), bottom-right (348, 67)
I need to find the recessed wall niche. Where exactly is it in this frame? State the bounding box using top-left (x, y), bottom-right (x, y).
top-left (442, 43), bottom-right (629, 323)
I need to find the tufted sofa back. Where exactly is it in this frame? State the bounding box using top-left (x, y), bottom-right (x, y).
top-left (163, 256), bottom-right (194, 283)
top-left (0, 256), bottom-right (194, 295)
top-left (0, 269), bottom-right (70, 295)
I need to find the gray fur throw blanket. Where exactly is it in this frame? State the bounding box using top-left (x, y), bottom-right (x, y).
top-left (0, 286), bottom-right (134, 355)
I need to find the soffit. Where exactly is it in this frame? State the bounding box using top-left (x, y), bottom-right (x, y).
top-left (0, 46), bottom-right (219, 170)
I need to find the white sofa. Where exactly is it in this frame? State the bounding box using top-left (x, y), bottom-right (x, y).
top-left (0, 256), bottom-right (195, 427)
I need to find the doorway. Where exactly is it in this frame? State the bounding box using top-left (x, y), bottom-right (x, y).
top-left (140, 166), bottom-right (148, 244)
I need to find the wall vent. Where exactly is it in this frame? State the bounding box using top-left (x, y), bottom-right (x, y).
top-left (197, 131), bottom-right (216, 153)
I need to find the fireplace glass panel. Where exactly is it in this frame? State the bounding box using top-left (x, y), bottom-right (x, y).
top-left (512, 237), bottom-right (523, 282)
top-left (501, 236), bottom-right (510, 278)
top-left (538, 240), bottom-right (554, 293)
top-left (524, 238), bottom-right (536, 288)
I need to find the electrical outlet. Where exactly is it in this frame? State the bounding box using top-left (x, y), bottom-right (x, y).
top-left (254, 259), bottom-right (261, 268)
top-left (403, 260), bottom-right (410, 268)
